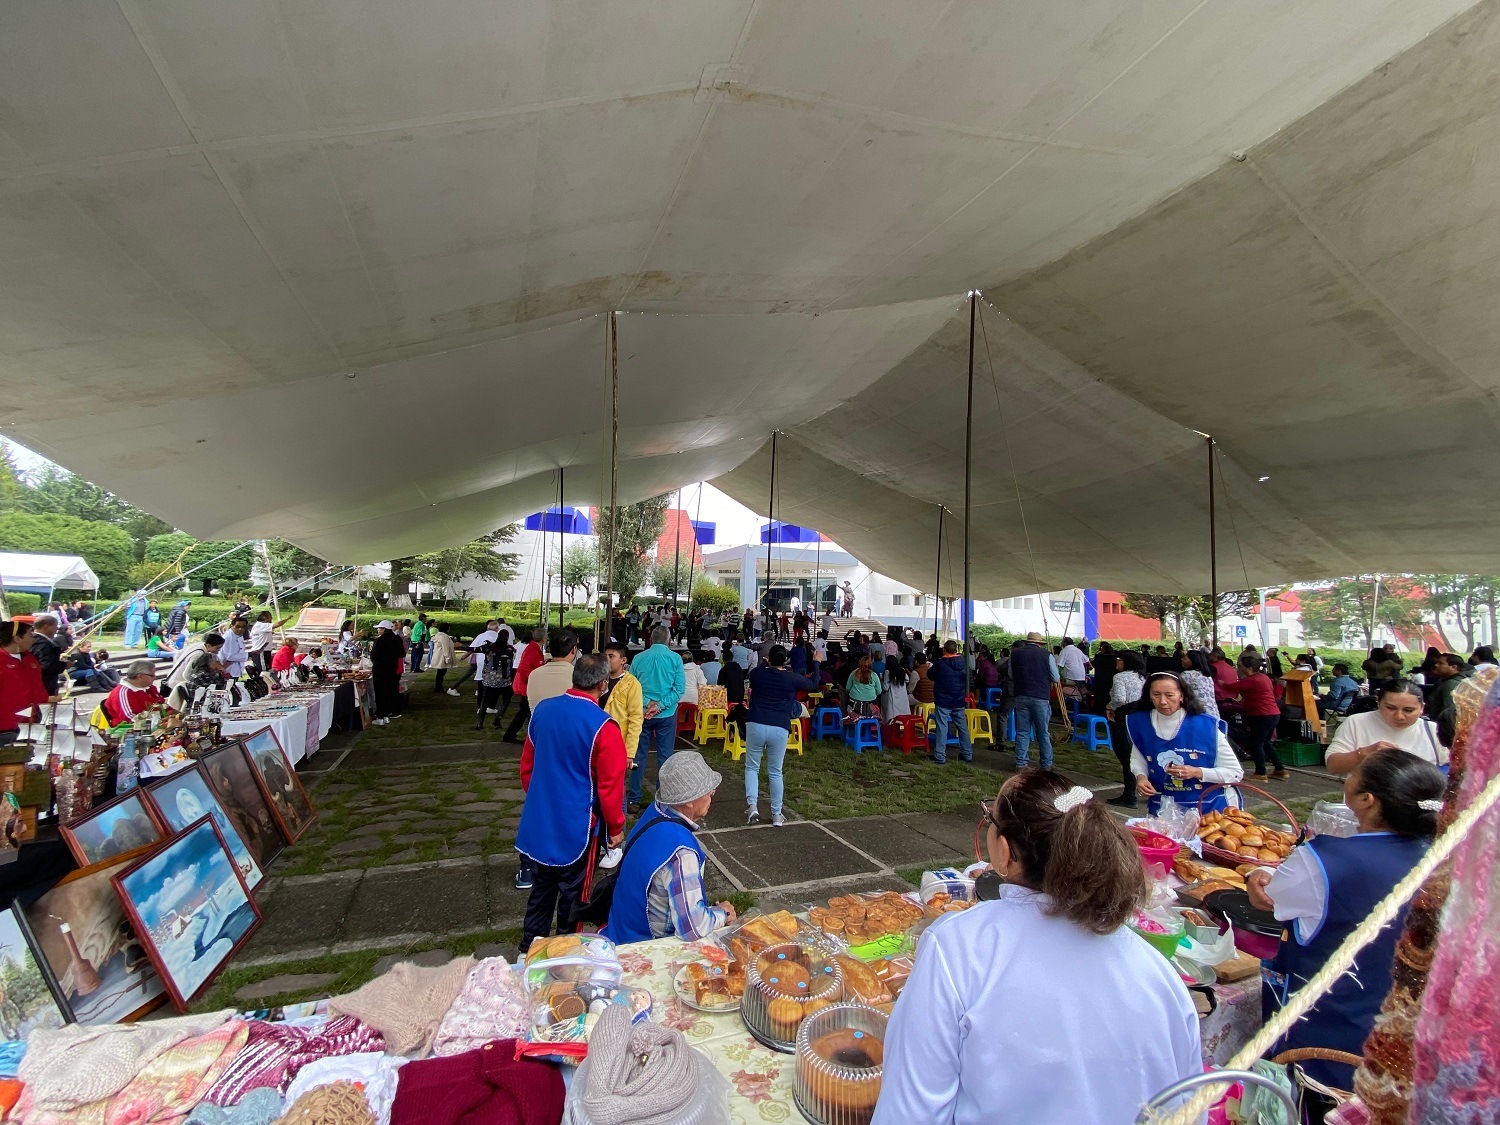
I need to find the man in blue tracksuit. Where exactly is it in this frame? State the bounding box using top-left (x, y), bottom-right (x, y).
top-left (1008, 631), bottom-right (1059, 769)
top-left (930, 640), bottom-right (972, 765)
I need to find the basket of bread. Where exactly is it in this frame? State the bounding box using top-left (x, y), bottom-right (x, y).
top-left (1194, 784), bottom-right (1301, 867)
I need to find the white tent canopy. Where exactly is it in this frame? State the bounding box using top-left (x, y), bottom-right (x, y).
top-left (2, 1), bottom-right (1498, 595)
top-left (0, 553), bottom-right (100, 595)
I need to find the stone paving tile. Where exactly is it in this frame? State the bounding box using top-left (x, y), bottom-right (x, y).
top-left (240, 875), bottom-right (361, 958)
top-left (701, 823), bottom-right (880, 889)
top-left (891, 809), bottom-right (982, 858)
top-left (372, 948), bottom-right (452, 976)
top-left (328, 838), bottom-right (383, 856)
top-left (826, 816), bottom-right (965, 868)
top-left (236, 972), bottom-right (339, 1002)
top-left (343, 864), bottom-right (487, 941)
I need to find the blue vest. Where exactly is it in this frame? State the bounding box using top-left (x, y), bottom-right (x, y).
top-left (1126, 711), bottom-right (1228, 816)
top-left (1263, 833), bottom-right (1428, 1089)
top-left (1009, 644), bottom-right (1053, 700)
top-left (606, 808), bottom-right (704, 945)
top-left (515, 693), bottom-right (611, 867)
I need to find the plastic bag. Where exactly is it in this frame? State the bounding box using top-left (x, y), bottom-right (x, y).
top-left (1143, 796), bottom-right (1202, 845)
top-left (1305, 800), bottom-right (1358, 839)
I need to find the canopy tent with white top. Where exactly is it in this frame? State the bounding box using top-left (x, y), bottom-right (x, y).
top-left (0, 552), bottom-right (100, 600)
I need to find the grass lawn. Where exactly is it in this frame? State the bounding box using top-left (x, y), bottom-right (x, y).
top-left (356, 669), bottom-right (524, 747)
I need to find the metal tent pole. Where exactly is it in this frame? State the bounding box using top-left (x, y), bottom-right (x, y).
top-left (557, 466), bottom-right (565, 630)
top-left (671, 486), bottom-right (682, 612)
top-left (1207, 435), bottom-right (1218, 646)
top-left (764, 432), bottom-right (778, 615)
top-left (603, 313), bottom-right (620, 641)
top-left (963, 292), bottom-right (976, 697)
top-left (684, 483), bottom-right (703, 614)
top-left (934, 506), bottom-right (944, 636)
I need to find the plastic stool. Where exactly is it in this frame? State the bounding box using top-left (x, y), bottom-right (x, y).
top-left (695, 707), bottom-right (727, 745)
top-left (807, 692), bottom-right (823, 708)
top-left (1072, 714), bottom-right (1112, 753)
top-left (886, 714), bottom-right (928, 755)
top-left (842, 717), bottom-right (883, 754)
top-left (929, 709), bottom-right (961, 748)
top-left (812, 707), bottom-right (843, 741)
top-left (1005, 710), bottom-right (1017, 742)
top-left (786, 722), bottom-right (804, 756)
top-left (965, 709), bottom-right (995, 748)
top-left (914, 701), bottom-right (936, 731)
top-left (1066, 697), bottom-right (1081, 721)
top-left (984, 687), bottom-right (1004, 711)
top-left (676, 702), bottom-right (698, 738)
top-left (724, 723), bottom-right (746, 761)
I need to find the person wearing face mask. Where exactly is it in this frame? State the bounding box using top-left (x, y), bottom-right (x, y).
top-left (1324, 679), bottom-right (1445, 775)
top-left (1248, 748), bottom-right (1444, 1099)
top-left (1128, 672), bottom-right (1243, 816)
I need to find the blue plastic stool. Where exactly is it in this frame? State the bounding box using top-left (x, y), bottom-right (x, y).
top-left (843, 717), bottom-right (883, 753)
top-left (1066, 697), bottom-right (1082, 721)
top-left (928, 710), bottom-right (962, 749)
top-left (812, 707), bottom-right (843, 741)
top-left (1005, 710), bottom-right (1017, 742)
top-left (984, 687), bottom-right (1004, 711)
top-left (1072, 714), bottom-right (1112, 753)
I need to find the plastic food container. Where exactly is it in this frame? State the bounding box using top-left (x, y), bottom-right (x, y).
top-left (741, 941), bottom-right (845, 1053)
top-left (1130, 826), bottom-right (1179, 872)
top-left (522, 933), bottom-right (623, 992)
top-left (794, 1003), bottom-right (888, 1125)
top-left (1129, 909), bottom-right (1186, 960)
top-left (527, 982), bottom-right (651, 1046)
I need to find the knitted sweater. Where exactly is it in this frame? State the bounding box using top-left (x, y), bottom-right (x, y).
top-left (389, 1042), bottom-right (564, 1125)
top-left (328, 957), bottom-right (474, 1058)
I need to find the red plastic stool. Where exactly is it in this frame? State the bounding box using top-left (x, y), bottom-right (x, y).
top-left (886, 714), bottom-right (928, 755)
top-left (676, 702), bottom-right (698, 737)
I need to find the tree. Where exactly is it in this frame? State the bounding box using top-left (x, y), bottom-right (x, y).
top-left (18, 466), bottom-right (171, 560)
top-left (1183, 590), bottom-right (1257, 646)
top-left (1413, 574), bottom-right (1500, 652)
top-left (561, 541), bottom-right (599, 605)
top-left (406, 526), bottom-right (521, 595)
top-left (0, 512), bottom-right (135, 593)
top-left (1122, 593), bottom-right (1194, 639)
top-left (651, 547), bottom-right (695, 602)
top-left (143, 533), bottom-right (253, 595)
top-left (691, 579), bottom-right (741, 617)
top-left (1297, 576), bottom-right (1424, 649)
top-left (265, 540), bottom-right (328, 587)
top-left (0, 446), bottom-right (25, 513)
top-left (597, 495), bottom-right (669, 607)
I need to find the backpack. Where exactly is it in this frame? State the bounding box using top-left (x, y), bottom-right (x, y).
top-left (568, 815), bottom-right (673, 927)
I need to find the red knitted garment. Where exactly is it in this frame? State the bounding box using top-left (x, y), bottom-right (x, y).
top-left (389, 1041), bottom-right (564, 1125)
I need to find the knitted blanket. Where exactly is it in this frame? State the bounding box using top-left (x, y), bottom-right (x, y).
top-left (327, 957), bottom-right (474, 1058)
top-left (1409, 672), bottom-right (1500, 1122)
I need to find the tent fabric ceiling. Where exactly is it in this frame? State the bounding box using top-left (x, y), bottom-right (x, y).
top-left (0, 1), bottom-right (1495, 587)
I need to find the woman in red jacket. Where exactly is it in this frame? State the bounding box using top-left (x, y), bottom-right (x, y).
top-left (1226, 653), bottom-right (1287, 781)
top-left (0, 621), bottom-right (52, 747)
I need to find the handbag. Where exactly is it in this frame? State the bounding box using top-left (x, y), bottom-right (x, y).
top-left (568, 814), bottom-right (672, 927)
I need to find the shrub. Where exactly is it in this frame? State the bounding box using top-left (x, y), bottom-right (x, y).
top-left (467, 598), bottom-right (493, 615)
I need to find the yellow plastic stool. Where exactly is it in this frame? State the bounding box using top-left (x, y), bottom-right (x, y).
top-left (786, 721), bottom-right (804, 756)
top-left (807, 692), bottom-right (823, 708)
top-left (966, 708), bottom-right (995, 748)
top-left (696, 707), bottom-right (728, 745)
top-left (724, 723), bottom-right (746, 761)
top-left (914, 701), bottom-right (936, 732)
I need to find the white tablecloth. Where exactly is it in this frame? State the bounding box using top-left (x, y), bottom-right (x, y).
top-left (220, 689), bottom-right (334, 764)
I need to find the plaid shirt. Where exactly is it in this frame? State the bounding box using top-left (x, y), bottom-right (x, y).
top-left (642, 803), bottom-right (727, 941)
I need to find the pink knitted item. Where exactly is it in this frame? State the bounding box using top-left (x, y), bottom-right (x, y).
top-left (203, 1016), bottom-right (386, 1105)
top-left (1409, 672), bottom-right (1500, 1121)
top-left (432, 959), bottom-right (529, 1057)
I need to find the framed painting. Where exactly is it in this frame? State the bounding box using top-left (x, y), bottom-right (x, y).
top-left (200, 741), bottom-right (284, 870)
top-left (0, 908), bottom-right (69, 1035)
top-left (239, 726), bottom-right (316, 843)
top-left (112, 817), bottom-right (260, 1010)
top-left (143, 764), bottom-right (265, 892)
top-left (21, 856), bottom-right (168, 1024)
top-left (60, 790), bottom-right (162, 868)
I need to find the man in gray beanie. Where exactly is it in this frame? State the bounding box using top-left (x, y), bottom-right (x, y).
top-left (605, 751), bottom-right (737, 943)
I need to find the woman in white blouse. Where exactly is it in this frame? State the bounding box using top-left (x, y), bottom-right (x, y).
top-left (875, 771), bottom-right (1201, 1125)
top-left (1129, 672), bottom-right (1244, 816)
top-left (1179, 649), bottom-right (1221, 718)
top-left (1324, 679), bottom-right (1446, 775)
top-left (1104, 652), bottom-right (1146, 809)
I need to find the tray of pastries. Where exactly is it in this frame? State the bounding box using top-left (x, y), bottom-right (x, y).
top-left (673, 958), bottom-right (745, 1012)
top-left (1196, 809), bottom-right (1297, 867)
top-left (808, 892), bottom-right (925, 951)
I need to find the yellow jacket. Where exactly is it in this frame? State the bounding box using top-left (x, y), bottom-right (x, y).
top-left (605, 671), bottom-right (644, 761)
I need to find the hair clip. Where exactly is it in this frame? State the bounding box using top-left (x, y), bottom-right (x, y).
top-left (1053, 785), bottom-right (1093, 813)
top-left (1418, 799), bottom-right (1443, 812)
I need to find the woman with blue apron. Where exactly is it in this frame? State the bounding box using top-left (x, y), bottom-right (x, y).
top-left (1247, 748), bottom-right (1443, 1110)
top-left (1127, 672), bottom-right (1242, 815)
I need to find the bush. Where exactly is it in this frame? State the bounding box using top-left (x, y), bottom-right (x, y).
top-left (3, 592), bottom-right (40, 616)
top-left (690, 579), bottom-right (741, 617)
top-left (0, 512), bottom-right (136, 594)
top-left (467, 599), bottom-right (493, 615)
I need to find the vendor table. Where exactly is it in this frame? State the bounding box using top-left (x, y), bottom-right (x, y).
top-left (220, 684), bottom-right (343, 764)
top-left (615, 935), bottom-right (1264, 1122)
